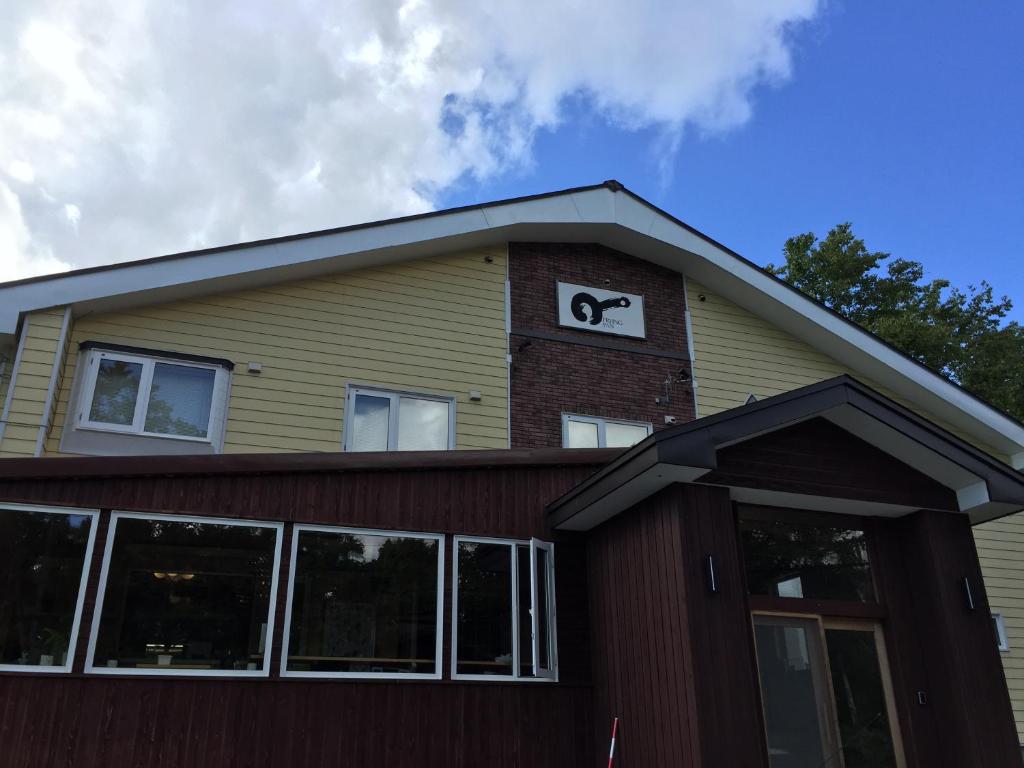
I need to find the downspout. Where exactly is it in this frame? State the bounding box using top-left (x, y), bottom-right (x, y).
top-left (505, 242), bottom-right (512, 449)
top-left (682, 275), bottom-right (700, 419)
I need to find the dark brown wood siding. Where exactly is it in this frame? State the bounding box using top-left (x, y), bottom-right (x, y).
top-left (874, 510), bottom-right (1022, 768)
top-left (586, 484), bottom-right (767, 768)
top-left (0, 676), bottom-right (592, 768)
top-left (0, 462), bottom-right (600, 768)
top-left (701, 417), bottom-right (959, 511)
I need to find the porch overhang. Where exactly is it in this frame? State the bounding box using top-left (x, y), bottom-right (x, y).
top-left (547, 375), bottom-right (1024, 531)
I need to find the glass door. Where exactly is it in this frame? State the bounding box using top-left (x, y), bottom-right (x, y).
top-left (753, 615), bottom-right (904, 768)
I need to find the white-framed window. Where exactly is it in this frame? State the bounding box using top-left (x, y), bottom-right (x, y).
top-left (562, 413), bottom-right (652, 449)
top-left (280, 525), bottom-right (445, 679)
top-left (344, 386), bottom-right (455, 451)
top-left (994, 612), bottom-right (1010, 652)
top-left (452, 536), bottom-right (557, 681)
top-left (0, 503), bottom-right (100, 673)
top-left (76, 347), bottom-right (230, 443)
top-left (84, 512), bottom-right (283, 677)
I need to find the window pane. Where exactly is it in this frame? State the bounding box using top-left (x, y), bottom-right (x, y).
top-left (605, 422), bottom-right (649, 448)
top-left (535, 546), bottom-right (552, 671)
top-left (0, 509), bottom-right (93, 667)
top-left (397, 397), bottom-right (449, 450)
top-left (566, 420), bottom-right (599, 448)
top-left (89, 358), bottom-right (142, 425)
top-left (286, 531), bottom-right (439, 674)
top-left (456, 542), bottom-right (512, 676)
top-left (740, 519), bottom-right (876, 602)
top-left (517, 544), bottom-right (533, 677)
top-left (825, 628), bottom-right (899, 768)
top-left (91, 517), bottom-right (278, 671)
top-left (753, 617), bottom-right (833, 767)
top-left (350, 394), bottom-right (390, 451)
top-left (144, 363), bottom-right (215, 438)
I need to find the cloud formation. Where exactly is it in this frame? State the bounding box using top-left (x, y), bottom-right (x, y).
top-left (0, 0), bottom-right (819, 281)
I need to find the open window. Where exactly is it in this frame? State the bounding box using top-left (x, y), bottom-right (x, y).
top-left (453, 536), bottom-right (557, 681)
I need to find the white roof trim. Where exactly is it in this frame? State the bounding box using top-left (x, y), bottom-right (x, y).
top-left (2, 182), bottom-right (1022, 455)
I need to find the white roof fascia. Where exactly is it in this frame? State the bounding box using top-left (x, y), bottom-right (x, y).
top-left (0, 187), bottom-right (618, 336)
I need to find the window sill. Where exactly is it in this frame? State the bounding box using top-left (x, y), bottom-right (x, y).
top-left (60, 427), bottom-right (219, 456)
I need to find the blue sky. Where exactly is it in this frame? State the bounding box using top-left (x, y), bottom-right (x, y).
top-left (440, 0), bottom-right (1024, 320)
top-left (3, 0), bottom-right (1021, 325)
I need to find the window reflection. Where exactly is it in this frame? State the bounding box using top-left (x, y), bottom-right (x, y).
top-left (285, 529), bottom-right (441, 674)
top-left (456, 541), bottom-right (513, 676)
top-left (0, 508), bottom-right (94, 668)
top-left (740, 518), bottom-right (875, 602)
top-left (89, 359), bottom-right (142, 425)
top-left (90, 516), bottom-right (279, 672)
top-left (825, 628), bottom-right (899, 768)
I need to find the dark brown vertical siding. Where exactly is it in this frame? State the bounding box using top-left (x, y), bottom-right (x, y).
top-left (587, 485), bottom-right (701, 767)
top-left (0, 676), bottom-right (592, 768)
top-left (587, 484), bottom-right (769, 768)
top-left (675, 485), bottom-right (768, 767)
top-left (879, 510), bottom-right (1022, 768)
top-left (0, 463), bottom-right (600, 768)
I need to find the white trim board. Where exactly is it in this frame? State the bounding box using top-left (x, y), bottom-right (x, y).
top-left (1, 183), bottom-right (1020, 457)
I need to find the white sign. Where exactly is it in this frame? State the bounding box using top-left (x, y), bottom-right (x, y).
top-left (556, 282), bottom-right (646, 338)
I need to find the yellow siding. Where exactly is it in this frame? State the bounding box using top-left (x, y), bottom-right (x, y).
top-left (974, 513), bottom-right (1024, 741)
top-left (686, 278), bottom-right (1024, 740)
top-left (47, 247), bottom-right (509, 454)
top-left (0, 307), bottom-right (67, 458)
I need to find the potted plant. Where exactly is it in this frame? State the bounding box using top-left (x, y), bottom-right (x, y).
top-left (39, 627), bottom-right (70, 667)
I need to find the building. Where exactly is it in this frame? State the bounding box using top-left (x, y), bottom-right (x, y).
top-left (1, 181), bottom-right (1023, 766)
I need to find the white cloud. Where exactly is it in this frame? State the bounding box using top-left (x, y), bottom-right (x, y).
top-left (0, 0), bottom-right (819, 283)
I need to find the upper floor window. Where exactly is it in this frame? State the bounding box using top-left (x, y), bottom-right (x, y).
top-left (0, 503), bottom-right (98, 672)
top-left (345, 386), bottom-right (454, 451)
top-left (77, 346), bottom-right (230, 442)
top-left (562, 414), bottom-right (652, 449)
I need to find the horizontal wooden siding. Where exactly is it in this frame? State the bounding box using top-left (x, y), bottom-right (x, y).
top-left (46, 247), bottom-right (509, 454)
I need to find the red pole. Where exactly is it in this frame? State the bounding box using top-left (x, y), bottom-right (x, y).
top-left (607, 717), bottom-right (619, 768)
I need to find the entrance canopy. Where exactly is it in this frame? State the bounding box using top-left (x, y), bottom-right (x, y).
top-left (547, 376), bottom-right (1024, 530)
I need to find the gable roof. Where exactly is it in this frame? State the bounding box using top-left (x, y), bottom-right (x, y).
top-left (1, 180), bottom-right (1022, 466)
top-left (547, 375), bottom-right (1024, 530)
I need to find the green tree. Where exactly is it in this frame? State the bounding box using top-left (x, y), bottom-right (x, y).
top-left (768, 223), bottom-right (1024, 421)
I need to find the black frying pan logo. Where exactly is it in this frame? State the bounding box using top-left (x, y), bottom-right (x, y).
top-left (570, 292), bottom-right (631, 325)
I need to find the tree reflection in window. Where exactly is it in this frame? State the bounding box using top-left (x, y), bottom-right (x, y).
top-left (0, 508), bottom-right (93, 668)
top-left (285, 529), bottom-right (441, 674)
top-left (740, 518), bottom-right (876, 602)
top-left (88, 359), bottom-right (142, 425)
top-left (90, 517), bottom-right (279, 672)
